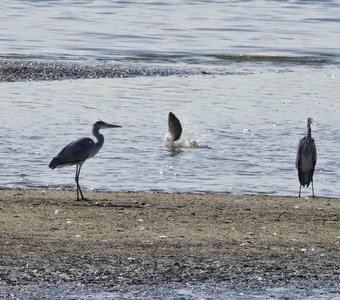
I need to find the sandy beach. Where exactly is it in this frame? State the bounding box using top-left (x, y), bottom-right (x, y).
top-left (0, 188), bottom-right (339, 296)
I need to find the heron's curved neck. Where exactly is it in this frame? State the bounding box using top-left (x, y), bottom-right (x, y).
top-left (92, 126), bottom-right (104, 151)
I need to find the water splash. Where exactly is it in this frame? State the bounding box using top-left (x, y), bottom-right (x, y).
top-left (165, 132), bottom-right (211, 149)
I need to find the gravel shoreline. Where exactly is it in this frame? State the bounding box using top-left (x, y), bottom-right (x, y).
top-left (0, 189), bottom-right (339, 296)
top-left (0, 60), bottom-right (201, 81)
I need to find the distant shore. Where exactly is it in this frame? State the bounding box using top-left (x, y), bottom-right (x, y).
top-left (0, 188), bottom-right (339, 293)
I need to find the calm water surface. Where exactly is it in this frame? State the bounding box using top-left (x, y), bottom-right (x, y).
top-left (1, 68), bottom-right (340, 197)
top-left (2, 283), bottom-right (340, 300)
top-left (0, 2), bottom-right (340, 193)
top-left (1, 0), bottom-right (340, 64)
top-left (1, 1), bottom-right (340, 298)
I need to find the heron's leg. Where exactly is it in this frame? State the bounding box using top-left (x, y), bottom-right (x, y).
top-left (311, 180), bottom-right (314, 198)
top-left (75, 164), bottom-right (86, 200)
top-left (298, 185), bottom-right (301, 197)
top-left (76, 164), bottom-right (86, 200)
top-left (75, 165), bottom-right (80, 200)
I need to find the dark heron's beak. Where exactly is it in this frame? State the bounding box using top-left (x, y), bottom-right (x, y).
top-left (106, 123), bottom-right (122, 128)
top-left (102, 122), bottom-right (122, 129)
top-left (94, 120), bottom-right (122, 129)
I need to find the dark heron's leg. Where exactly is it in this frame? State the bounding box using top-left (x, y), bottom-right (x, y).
top-left (75, 165), bottom-right (80, 200)
top-left (75, 164), bottom-right (86, 200)
top-left (311, 180), bottom-right (314, 198)
top-left (298, 185), bottom-right (301, 197)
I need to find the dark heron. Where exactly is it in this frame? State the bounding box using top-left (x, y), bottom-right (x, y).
top-left (296, 117), bottom-right (317, 197)
top-left (168, 112), bottom-right (182, 142)
top-left (49, 120), bottom-right (121, 200)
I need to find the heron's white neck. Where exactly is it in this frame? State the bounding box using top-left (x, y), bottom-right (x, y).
top-left (92, 126), bottom-right (104, 152)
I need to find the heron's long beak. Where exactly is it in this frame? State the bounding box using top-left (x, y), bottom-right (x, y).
top-left (105, 123), bottom-right (122, 128)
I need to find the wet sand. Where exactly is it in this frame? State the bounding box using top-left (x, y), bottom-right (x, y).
top-left (0, 60), bottom-right (201, 81)
top-left (0, 189), bottom-right (339, 295)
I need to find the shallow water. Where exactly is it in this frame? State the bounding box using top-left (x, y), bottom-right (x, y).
top-left (2, 282), bottom-right (340, 300)
top-left (1, 1), bottom-right (340, 198)
top-left (1, 0), bottom-right (340, 65)
top-left (56, 284), bottom-right (340, 300)
top-left (1, 67), bottom-right (340, 197)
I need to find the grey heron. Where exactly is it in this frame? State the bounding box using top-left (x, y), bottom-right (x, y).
top-left (49, 120), bottom-right (121, 200)
top-left (296, 117), bottom-right (317, 197)
top-left (168, 112), bottom-right (182, 142)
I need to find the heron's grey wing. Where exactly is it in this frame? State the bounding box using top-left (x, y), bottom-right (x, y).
top-left (49, 138), bottom-right (95, 168)
top-left (295, 138), bottom-right (304, 169)
top-left (311, 138), bottom-right (317, 166)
